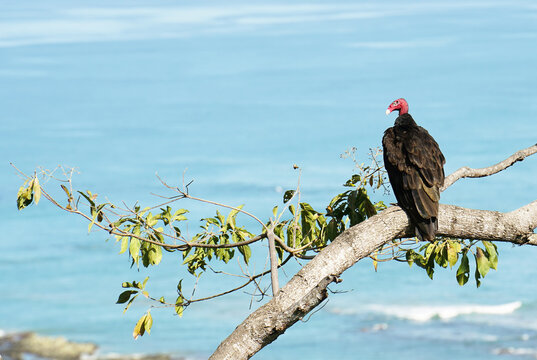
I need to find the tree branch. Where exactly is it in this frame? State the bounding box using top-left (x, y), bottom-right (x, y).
top-left (209, 201), bottom-right (537, 359)
top-left (267, 221), bottom-right (280, 296)
top-left (209, 144), bottom-right (537, 359)
top-left (441, 143), bottom-right (537, 191)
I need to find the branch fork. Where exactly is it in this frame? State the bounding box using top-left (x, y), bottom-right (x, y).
top-left (210, 143), bottom-right (537, 360)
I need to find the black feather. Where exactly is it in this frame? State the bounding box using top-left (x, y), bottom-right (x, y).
top-left (382, 113), bottom-right (445, 241)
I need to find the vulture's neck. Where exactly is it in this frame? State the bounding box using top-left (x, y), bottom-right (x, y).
top-left (394, 113), bottom-right (418, 127)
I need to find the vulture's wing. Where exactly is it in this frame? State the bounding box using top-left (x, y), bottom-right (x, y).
top-left (383, 126), bottom-right (445, 220)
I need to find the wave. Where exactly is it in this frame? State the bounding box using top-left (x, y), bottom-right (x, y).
top-left (331, 301), bottom-right (522, 322)
top-left (493, 347), bottom-right (537, 358)
top-left (367, 323), bottom-right (388, 332)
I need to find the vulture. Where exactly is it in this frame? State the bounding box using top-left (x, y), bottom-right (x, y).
top-left (382, 98), bottom-right (445, 242)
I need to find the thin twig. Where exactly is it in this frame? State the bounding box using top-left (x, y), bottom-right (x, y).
top-left (156, 173), bottom-right (268, 230)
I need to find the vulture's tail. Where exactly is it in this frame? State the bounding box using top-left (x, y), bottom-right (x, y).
top-left (414, 217), bottom-right (438, 242)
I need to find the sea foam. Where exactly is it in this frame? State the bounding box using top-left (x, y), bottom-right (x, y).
top-left (331, 301), bottom-right (522, 322)
top-left (371, 301), bottom-right (522, 322)
top-left (493, 347), bottom-right (537, 358)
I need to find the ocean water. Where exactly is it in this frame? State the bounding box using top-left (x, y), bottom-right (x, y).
top-left (1, 1), bottom-right (537, 359)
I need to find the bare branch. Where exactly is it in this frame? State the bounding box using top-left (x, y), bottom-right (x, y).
top-left (442, 143), bottom-right (537, 191)
top-left (267, 221), bottom-right (280, 296)
top-left (187, 255), bottom-right (293, 304)
top-left (156, 173), bottom-right (268, 230)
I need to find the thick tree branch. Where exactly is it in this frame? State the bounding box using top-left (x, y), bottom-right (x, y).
top-left (210, 145), bottom-right (537, 360)
top-left (441, 143), bottom-right (537, 191)
top-left (210, 202), bottom-right (537, 359)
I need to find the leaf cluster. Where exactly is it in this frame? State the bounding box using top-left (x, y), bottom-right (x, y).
top-left (113, 205), bottom-right (188, 268)
top-left (181, 206), bottom-right (254, 276)
top-left (271, 173), bottom-right (386, 262)
top-left (133, 311), bottom-right (153, 339)
top-left (17, 177), bottom-right (41, 209)
top-left (404, 239), bottom-right (498, 287)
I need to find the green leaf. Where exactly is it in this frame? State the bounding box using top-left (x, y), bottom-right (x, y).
top-left (61, 184), bottom-right (71, 198)
top-left (299, 202), bottom-right (316, 213)
top-left (226, 205), bottom-right (243, 229)
top-left (450, 241), bottom-right (462, 253)
top-left (283, 190), bottom-right (295, 203)
top-left (406, 249), bottom-right (426, 268)
top-left (17, 180), bottom-right (34, 210)
top-left (426, 264), bottom-right (435, 280)
top-left (475, 268), bottom-right (481, 288)
top-left (289, 204), bottom-right (296, 216)
top-left (32, 177), bottom-right (41, 205)
top-left (119, 237), bottom-right (129, 254)
top-left (456, 252), bottom-right (470, 286)
top-left (482, 241), bottom-right (498, 270)
top-left (129, 237), bottom-right (141, 264)
top-left (77, 190), bottom-right (95, 207)
top-left (116, 290), bottom-right (138, 304)
top-left (362, 194), bottom-right (377, 217)
top-left (326, 219), bottom-right (337, 241)
top-left (123, 294), bottom-right (138, 313)
top-left (148, 243), bottom-right (162, 265)
top-left (424, 243), bottom-right (435, 263)
top-left (434, 242), bottom-right (448, 268)
top-left (344, 174), bottom-right (360, 187)
top-left (174, 209), bottom-right (188, 215)
top-left (88, 211), bottom-right (98, 233)
top-left (138, 206), bottom-right (150, 218)
top-left (204, 217), bottom-right (220, 227)
top-left (175, 296), bottom-right (184, 317)
top-left (215, 210), bottom-right (225, 226)
top-left (476, 247), bottom-right (490, 277)
top-left (238, 245), bottom-right (251, 265)
top-left (447, 242), bottom-right (458, 268)
top-left (405, 249), bottom-right (415, 267)
top-left (145, 311), bottom-right (153, 335)
top-left (146, 212), bottom-right (157, 227)
top-left (133, 314), bottom-right (147, 339)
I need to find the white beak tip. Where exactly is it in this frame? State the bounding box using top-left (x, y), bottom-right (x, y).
top-left (385, 109), bottom-right (391, 115)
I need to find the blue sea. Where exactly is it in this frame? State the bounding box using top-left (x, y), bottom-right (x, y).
top-left (1, 1), bottom-right (537, 359)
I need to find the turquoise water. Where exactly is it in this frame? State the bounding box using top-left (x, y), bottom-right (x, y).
top-left (1, 1), bottom-right (537, 359)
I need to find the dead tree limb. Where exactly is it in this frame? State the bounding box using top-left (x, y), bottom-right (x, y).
top-left (442, 143), bottom-right (537, 191)
top-left (209, 144), bottom-right (537, 360)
